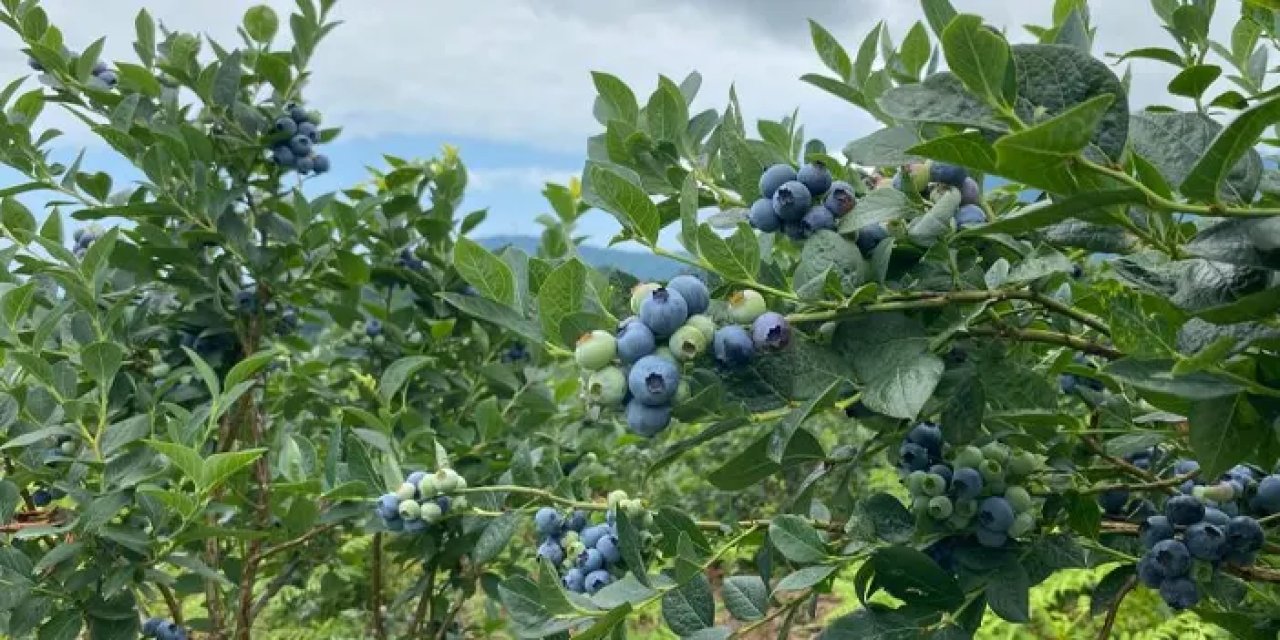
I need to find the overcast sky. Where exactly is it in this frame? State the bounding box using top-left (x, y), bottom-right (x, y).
top-left (0, 1), bottom-right (1244, 248)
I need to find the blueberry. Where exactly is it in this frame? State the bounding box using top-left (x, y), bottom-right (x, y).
top-left (365, 319), bottom-right (382, 338)
top-left (596, 534), bottom-right (621, 563)
top-left (712, 325), bottom-right (755, 368)
top-left (96, 70), bottom-right (117, 87)
top-left (959, 177), bottom-right (981, 205)
top-left (727, 289), bottom-right (767, 324)
top-left (1136, 553), bottom-right (1165, 587)
top-left (1185, 522), bottom-right (1227, 560)
top-left (26, 56), bottom-right (42, 71)
top-left (771, 180), bottom-right (812, 222)
top-left (1150, 539), bottom-right (1191, 577)
top-left (32, 489), bottom-right (51, 507)
top-left (1159, 577), bottom-right (1199, 610)
top-left (584, 569), bottom-right (612, 594)
top-left (398, 499), bottom-right (421, 521)
top-left (749, 198), bottom-right (782, 232)
top-left (298, 121), bottom-right (319, 142)
top-left (312, 154), bottom-right (331, 174)
top-left (587, 366), bottom-right (628, 405)
top-left (289, 105), bottom-right (310, 123)
top-left (1172, 459), bottom-right (1201, 477)
top-left (273, 116), bottom-right (298, 137)
top-left (1202, 507), bottom-right (1230, 526)
top-left (979, 459), bottom-right (1004, 484)
top-left (801, 205), bottom-right (836, 234)
top-left (566, 511), bottom-right (588, 532)
top-left (906, 163), bottom-right (931, 192)
top-left (1165, 494), bottom-right (1205, 526)
top-left (929, 162), bottom-right (968, 187)
top-left (1004, 486), bottom-right (1033, 513)
top-left (561, 567), bottom-right (586, 593)
top-left (953, 204), bottom-right (985, 229)
top-left (295, 155), bottom-right (315, 174)
top-left (403, 518), bottom-right (427, 532)
top-left (978, 497), bottom-right (1015, 533)
top-left (750, 312), bottom-right (791, 352)
top-left (951, 467), bottom-right (983, 500)
top-left (953, 446), bottom-right (984, 469)
top-left (797, 161), bottom-right (833, 196)
top-left (906, 422), bottom-right (943, 457)
top-left (919, 474), bottom-right (947, 497)
top-left (288, 134), bottom-right (313, 156)
top-left (666, 275), bottom-right (710, 316)
top-left (1140, 515), bottom-right (1175, 549)
top-left (537, 538), bottom-right (565, 565)
top-left (898, 442), bottom-right (931, 473)
top-left (627, 355), bottom-right (679, 406)
top-left (759, 164), bottom-right (797, 199)
top-left (855, 223), bottom-right (888, 253)
top-left (272, 145), bottom-right (295, 167)
top-left (578, 548), bottom-right (605, 572)
top-left (668, 324), bottom-right (708, 361)
top-left (630, 283), bottom-right (660, 315)
top-left (782, 220), bottom-right (807, 241)
top-left (626, 398), bottom-right (672, 437)
top-left (638, 287), bottom-right (689, 337)
top-left (143, 618), bottom-right (163, 636)
top-left (1009, 512), bottom-right (1036, 537)
top-left (616, 319), bottom-right (656, 364)
top-left (927, 496), bottom-right (953, 519)
top-left (1252, 474), bottom-right (1280, 513)
top-left (1098, 489), bottom-right (1130, 516)
top-left (975, 527), bottom-right (1008, 548)
top-left (535, 507), bottom-right (562, 536)
top-left (581, 524), bottom-right (609, 549)
top-left (435, 496), bottom-right (452, 513)
top-left (684, 314), bottom-right (716, 343)
top-left (824, 181), bottom-right (856, 216)
top-left (575, 330), bottom-right (617, 371)
top-left (1058, 373), bottom-right (1077, 394)
top-left (929, 464), bottom-right (953, 486)
top-left (1225, 516), bottom-right (1264, 554)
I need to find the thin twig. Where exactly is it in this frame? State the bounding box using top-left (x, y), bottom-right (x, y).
top-left (158, 583), bottom-right (184, 626)
top-left (371, 533), bottom-right (387, 640)
top-left (1080, 471), bottom-right (1199, 495)
top-left (1081, 434), bottom-right (1156, 483)
top-left (1097, 575), bottom-right (1136, 640)
top-left (965, 326), bottom-right (1122, 359)
top-left (251, 558), bottom-right (302, 619)
top-left (410, 563), bottom-right (436, 637)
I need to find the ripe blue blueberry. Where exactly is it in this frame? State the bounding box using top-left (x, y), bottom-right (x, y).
top-left (295, 155), bottom-right (315, 174)
top-left (32, 489), bottom-right (51, 507)
top-left (1226, 516), bottom-right (1264, 554)
top-left (713, 325), bottom-right (754, 367)
top-left (616, 319), bottom-right (656, 365)
top-left (951, 467), bottom-right (983, 500)
top-left (627, 355), bottom-right (679, 406)
top-left (236, 289), bottom-right (257, 312)
top-left (562, 567), bottom-right (585, 592)
top-left (1172, 459), bottom-right (1200, 477)
top-left (898, 443), bottom-right (931, 473)
top-left (272, 145), bottom-right (295, 167)
top-left (273, 116), bottom-right (298, 137)
top-left (435, 496), bottom-right (452, 513)
top-left (1140, 515), bottom-right (1174, 548)
top-left (975, 526), bottom-right (1007, 548)
top-left (1184, 522), bottom-right (1227, 560)
top-left (759, 164), bottom-right (797, 199)
top-left (298, 121), bottom-right (319, 142)
top-left (535, 507), bottom-right (562, 536)
top-left (666, 275), bottom-right (710, 316)
top-left (801, 205), bottom-right (836, 234)
top-left (26, 56), bottom-right (42, 71)
top-left (1165, 494), bottom-right (1205, 526)
top-left (1159, 576), bottom-right (1199, 610)
top-left (582, 524), bottom-right (609, 549)
top-left (1058, 373), bottom-right (1077, 394)
top-left (1098, 489), bottom-right (1129, 516)
top-left (1136, 554), bottom-right (1165, 588)
top-left (979, 497), bottom-right (1015, 533)
top-left (596, 534), bottom-right (621, 563)
top-left (929, 162), bottom-right (968, 187)
top-left (824, 181), bottom-right (856, 216)
top-left (929, 464), bottom-right (953, 486)
top-left (749, 198), bottom-right (782, 232)
top-left (638, 287), bottom-right (689, 337)
top-left (566, 511), bottom-right (588, 532)
top-left (771, 180), bottom-right (812, 222)
top-left (365, 319), bottom-right (382, 338)
top-left (954, 204), bottom-right (985, 229)
top-left (578, 548), bottom-right (605, 572)
top-left (584, 569), bottom-right (612, 594)
top-left (1202, 507), bottom-right (1229, 526)
top-left (959, 177), bottom-right (981, 205)
top-left (143, 618), bottom-right (163, 636)
top-left (312, 154), bottom-right (331, 174)
top-left (798, 161), bottom-right (833, 196)
top-left (96, 70), bottom-right (118, 87)
top-left (855, 223), bottom-right (888, 253)
top-left (906, 422), bottom-right (943, 457)
top-left (289, 105), bottom-right (309, 123)
top-left (537, 539), bottom-right (565, 565)
top-left (1251, 474), bottom-right (1280, 513)
top-left (750, 312), bottom-right (791, 352)
top-left (1150, 539), bottom-right (1191, 577)
top-left (626, 398), bottom-right (672, 437)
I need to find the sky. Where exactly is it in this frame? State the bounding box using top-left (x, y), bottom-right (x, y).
top-left (0, 1), bottom-right (1246, 250)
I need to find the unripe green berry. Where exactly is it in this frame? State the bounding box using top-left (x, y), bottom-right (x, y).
top-left (1004, 486), bottom-right (1033, 513)
top-left (927, 496), bottom-right (953, 519)
top-left (953, 445), bottom-right (984, 469)
top-left (373, 335), bottom-right (386, 347)
top-left (912, 495), bottom-right (932, 513)
top-left (396, 482), bottom-right (417, 501)
top-left (1007, 451), bottom-right (1040, 477)
top-left (905, 470), bottom-right (928, 495)
top-left (981, 442), bottom-right (1010, 464)
top-left (434, 468), bottom-right (461, 494)
top-left (669, 325), bottom-right (708, 361)
top-left (454, 475), bottom-right (467, 491)
top-left (607, 490), bottom-right (629, 511)
top-left (652, 346), bottom-right (678, 363)
top-left (727, 289), bottom-right (767, 324)
top-left (587, 366), bottom-right (628, 405)
top-left (418, 475), bottom-right (438, 498)
top-left (954, 499), bottom-right (978, 519)
top-left (1195, 482), bottom-right (1236, 503)
top-left (562, 531), bottom-right (580, 546)
top-left (398, 499), bottom-right (421, 520)
top-left (452, 496), bottom-right (469, 511)
top-left (575, 331), bottom-right (617, 371)
top-left (148, 363), bottom-right (171, 378)
top-left (622, 498), bottom-right (646, 519)
top-left (986, 478), bottom-right (1007, 496)
top-left (421, 501), bottom-right (444, 524)
top-left (685, 314), bottom-right (716, 343)
top-left (630, 283), bottom-right (660, 314)
top-left (979, 459), bottom-right (1004, 483)
top-left (565, 540), bottom-right (586, 557)
top-left (947, 511), bottom-right (972, 530)
top-left (1009, 512), bottom-right (1036, 537)
top-left (921, 473), bottom-right (947, 497)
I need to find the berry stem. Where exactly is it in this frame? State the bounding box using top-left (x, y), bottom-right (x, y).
top-left (1079, 470), bottom-right (1199, 495)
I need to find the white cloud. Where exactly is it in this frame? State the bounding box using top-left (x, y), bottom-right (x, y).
top-left (468, 165), bottom-right (579, 192)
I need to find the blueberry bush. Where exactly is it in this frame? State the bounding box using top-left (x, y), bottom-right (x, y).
top-left (5, 0), bottom-right (1280, 638)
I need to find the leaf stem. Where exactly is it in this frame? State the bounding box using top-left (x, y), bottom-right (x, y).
top-left (1080, 158), bottom-right (1280, 218)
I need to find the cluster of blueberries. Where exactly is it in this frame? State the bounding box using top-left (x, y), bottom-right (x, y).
top-left (28, 50), bottom-right (117, 89)
top-left (141, 618), bottom-right (188, 640)
top-left (534, 491), bottom-right (650, 595)
top-left (574, 275), bottom-right (790, 437)
top-left (268, 103), bottom-right (330, 175)
top-left (71, 228), bottom-right (98, 259)
top-left (372, 467), bottom-right (469, 533)
top-left (747, 161), bottom-right (856, 240)
top-left (854, 161), bottom-right (985, 253)
top-left (1058, 353), bottom-right (1106, 395)
top-left (1098, 451), bottom-right (1280, 521)
top-left (897, 423), bottom-right (1042, 548)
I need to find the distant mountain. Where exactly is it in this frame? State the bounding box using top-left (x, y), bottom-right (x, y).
top-left (477, 235), bottom-right (690, 281)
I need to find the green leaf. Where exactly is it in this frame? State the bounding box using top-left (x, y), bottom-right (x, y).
top-left (1182, 95), bottom-right (1280, 202)
top-left (334, 250), bottom-right (369, 285)
top-left (992, 93), bottom-right (1116, 194)
top-left (652, 507), bottom-right (712, 557)
top-left (900, 22), bottom-right (932, 77)
top-left (834, 313), bottom-right (944, 420)
top-left (0, 481), bottom-right (18, 525)
top-left (1, 282), bottom-right (36, 331)
top-left (615, 509), bottom-right (651, 587)
top-left (1186, 217), bottom-right (1280, 269)
top-left (201, 449), bottom-right (265, 492)
top-left (768, 379), bottom-right (843, 463)
top-left (538, 258), bottom-right (587, 348)
top-left (100, 415), bottom-right (150, 457)
top-left (879, 73), bottom-right (1006, 131)
top-left (1011, 43), bottom-right (1130, 161)
top-left (181, 346), bottom-right (220, 398)
top-left (985, 557), bottom-right (1031, 622)
top-left (573, 604), bottom-right (633, 640)
top-left (1, 198), bottom-right (36, 240)
top-left (697, 222), bottom-right (759, 283)
top-left (1189, 393), bottom-right (1273, 478)
top-left (592, 72), bottom-right (639, 125)
top-left (661, 573), bottom-right (715, 636)
top-left (679, 172), bottom-right (699, 254)
top-left (871, 546), bottom-right (964, 609)
top-left (1168, 64), bottom-right (1221, 99)
top-left (839, 187), bottom-right (919, 233)
top-left (842, 127), bottom-right (923, 167)
top-left (211, 50), bottom-right (243, 107)
top-left (472, 512), bottom-right (518, 565)
top-left (922, 0), bottom-right (959, 37)
top-left (722, 575), bottom-right (767, 621)
top-left (1104, 358), bottom-right (1241, 400)
top-left (961, 188), bottom-right (1142, 236)
top-left (378, 356), bottom-right (431, 403)
top-left (454, 237), bottom-right (516, 307)
top-left (146, 440), bottom-right (203, 485)
top-left (645, 76), bottom-right (688, 144)
top-left (224, 350), bottom-right (275, 390)
top-left (941, 14), bottom-right (1013, 105)
top-left (793, 231), bottom-right (865, 296)
top-left (810, 20), bottom-right (852, 81)
top-left (440, 293), bottom-right (542, 345)
top-left (583, 162), bottom-right (660, 244)
top-left (907, 131), bottom-right (998, 174)
top-left (243, 5), bottom-right (279, 43)
top-left (774, 564), bottom-right (836, 593)
top-left (498, 576), bottom-right (552, 628)
top-left (81, 342), bottom-right (123, 391)
top-left (1131, 111), bottom-right (1261, 204)
top-left (769, 515), bottom-right (827, 564)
